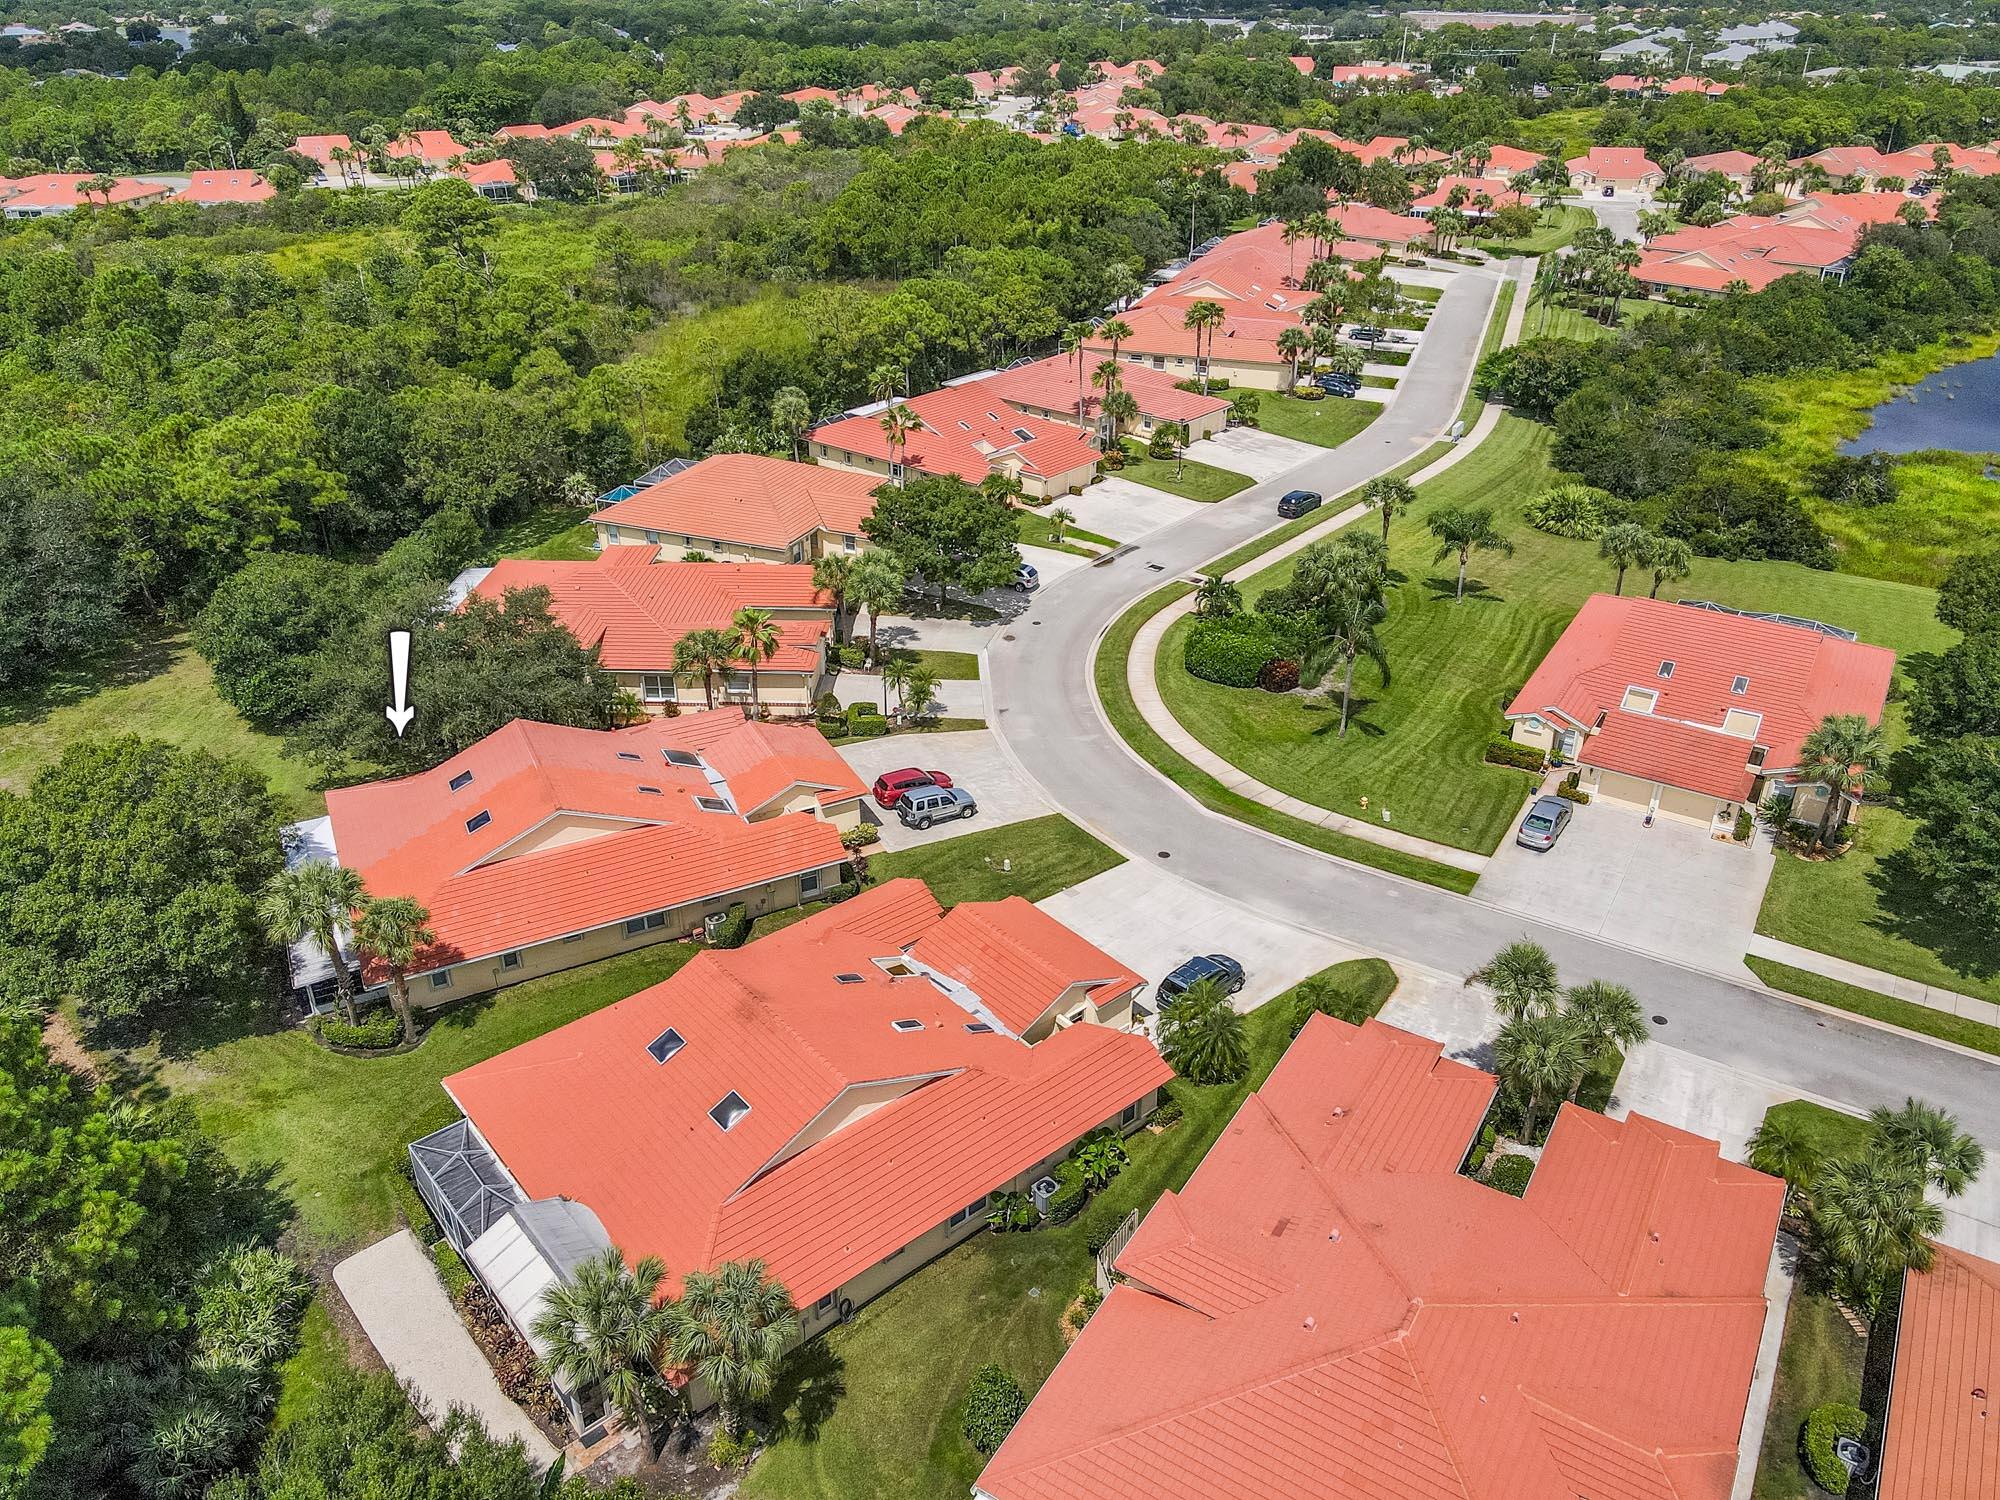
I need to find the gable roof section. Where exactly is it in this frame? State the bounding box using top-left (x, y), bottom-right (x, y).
top-left (906, 897), bottom-right (1144, 1034)
top-left (471, 550), bottom-right (830, 672)
top-left (654, 706), bottom-right (868, 815)
top-left (1505, 594), bottom-right (1895, 782)
top-left (1568, 145), bottom-right (1665, 179)
top-left (978, 1015), bottom-right (1783, 1500)
top-left (174, 170), bottom-right (275, 204)
top-left (811, 384), bottom-right (1100, 485)
top-left (1327, 199), bottom-right (1432, 243)
top-left (445, 879), bottom-right (1171, 1303)
top-left (593, 453), bottom-right (881, 549)
top-left (1880, 1242), bottom-right (2000, 1500)
top-left (976, 353), bottom-right (1230, 426)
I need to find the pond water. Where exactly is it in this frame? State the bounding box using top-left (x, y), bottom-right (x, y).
top-left (1840, 349), bottom-right (2000, 458)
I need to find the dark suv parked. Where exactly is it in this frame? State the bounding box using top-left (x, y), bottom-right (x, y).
top-left (1277, 489), bottom-right (1323, 519)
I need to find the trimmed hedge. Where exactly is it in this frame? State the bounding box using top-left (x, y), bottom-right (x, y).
top-left (821, 880), bottom-right (861, 904)
top-left (1733, 808), bottom-right (1754, 841)
top-left (1557, 770), bottom-right (1592, 805)
top-left (845, 707), bottom-right (890, 737)
top-left (1257, 658), bottom-right (1301, 692)
top-left (1184, 616), bottom-right (1283, 688)
top-left (1484, 736), bottom-right (1548, 772)
top-left (312, 1008), bottom-right (401, 1050)
top-left (1486, 1154), bottom-right (1534, 1196)
top-left (1802, 1403), bottom-right (1866, 1495)
top-left (1044, 1161), bottom-right (1088, 1224)
top-left (962, 1364), bottom-right (1029, 1454)
top-left (711, 902), bottom-right (752, 950)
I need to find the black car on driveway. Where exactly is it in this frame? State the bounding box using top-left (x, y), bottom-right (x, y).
top-left (1157, 953), bottom-right (1246, 1004)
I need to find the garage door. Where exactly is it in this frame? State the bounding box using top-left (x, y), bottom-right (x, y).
top-left (1657, 784), bottom-right (1721, 825)
top-left (1590, 768), bottom-right (1656, 809)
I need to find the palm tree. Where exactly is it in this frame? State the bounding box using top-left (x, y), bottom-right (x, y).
top-left (1810, 1149), bottom-right (1941, 1317)
top-left (1181, 300), bottom-right (1226, 393)
top-left (1318, 585), bottom-right (1388, 739)
top-left (1361, 476), bottom-right (1415, 546)
top-left (1276, 326), bottom-right (1313, 387)
top-left (260, 863), bottom-right (367, 1023)
top-left (1155, 420), bottom-right (1190, 477)
top-left (848, 551), bottom-right (906, 668)
top-left (1281, 218), bottom-right (1309, 281)
top-left (1048, 506), bottom-right (1076, 544)
top-left (1059, 322), bottom-right (1092, 428)
top-left (1464, 939), bottom-right (1560, 1020)
top-left (1426, 506), bottom-right (1513, 602)
top-left (1868, 1098), bottom-right (1985, 1199)
top-left (1796, 713), bottom-right (1888, 851)
top-left (1192, 573), bottom-right (1241, 618)
top-left (878, 404), bottom-right (920, 487)
top-left (1598, 521), bottom-right (1652, 596)
top-left (812, 553), bottom-right (856, 645)
top-left (1494, 1010), bottom-right (1590, 1142)
top-left (1747, 1112), bottom-right (1825, 1214)
top-left (354, 895), bottom-right (435, 1046)
top-left (730, 607), bottom-right (782, 717)
top-left (1103, 387), bottom-right (1140, 438)
top-left (771, 386), bottom-right (813, 461)
top-left (881, 657), bottom-right (912, 718)
top-left (1562, 980), bottom-right (1648, 1088)
top-left (532, 1247), bottom-right (672, 1455)
top-left (1099, 317), bottom-right (1134, 367)
top-left (673, 633), bottom-right (718, 709)
top-left (662, 1260), bottom-right (799, 1440)
top-left (1158, 976), bottom-right (1248, 1084)
top-left (1643, 534), bottom-right (1693, 599)
top-left (866, 363), bottom-right (902, 410)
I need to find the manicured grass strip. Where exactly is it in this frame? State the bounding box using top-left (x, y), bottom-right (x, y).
top-left (1745, 956), bottom-right (2000, 1058)
top-left (1471, 205), bottom-right (1595, 257)
top-left (824, 715), bottom-right (987, 745)
top-left (1202, 439), bottom-right (1454, 579)
top-left (883, 647), bottom-right (981, 680)
top-left (1400, 283), bottom-right (1443, 304)
top-left (1114, 442), bottom-right (1251, 502)
top-left (1013, 511), bottom-right (1116, 555)
top-left (1456, 277), bottom-right (1518, 428)
top-left (1267, 958), bottom-right (1400, 1023)
top-left (274, 1298), bottom-right (352, 1428)
top-left (1094, 585), bottom-right (1478, 895)
top-left (868, 814), bottom-right (1124, 906)
top-left (1250, 391), bottom-right (1384, 448)
top-left (483, 502), bottom-right (598, 562)
top-left (1361, 373), bottom-right (1398, 388)
top-left (1761, 1098), bottom-right (1873, 1162)
top-left (1750, 1289), bottom-right (1866, 1500)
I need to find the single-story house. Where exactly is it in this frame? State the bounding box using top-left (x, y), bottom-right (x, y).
top-left (417, 878), bottom-right (1172, 1436)
top-left (1409, 174), bottom-right (1528, 218)
top-left (453, 157), bottom-right (529, 201)
top-left (385, 129), bottom-right (469, 166)
top-left (471, 548), bottom-right (837, 715)
top-left (978, 1013), bottom-right (1783, 1500)
top-left (0, 172), bottom-right (173, 217)
top-left (1681, 148), bottom-right (1764, 191)
top-left (174, 170), bottom-right (275, 206)
top-left (1566, 146), bottom-right (1665, 192)
top-left (593, 453), bottom-right (880, 565)
top-left (1477, 143), bottom-right (1544, 179)
top-left (974, 353), bottom-right (1232, 444)
top-left (810, 383), bottom-right (1101, 499)
top-left (1327, 199), bottom-right (1434, 253)
top-left (1877, 1240), bottom-right (2000, 1499)
top-left (293, 133), bottom-right (356, 180)
top-left (1505, 594), bottom-right (1895, 830)
top-left (282, 712), bottom-right (863, 1011)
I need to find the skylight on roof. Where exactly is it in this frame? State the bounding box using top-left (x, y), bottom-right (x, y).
top-left (637, 785), bottom-right (661, 794)
top-left (835, 973), bottom-right (865, 984)
top-left (449, 770), bottom-right (474, 792)
top-left (965, 1022), bottom-right (994, 1034)
top-left (1657, 660), bottom-right (1675, 679)
top-left (695, 796), bottom-right (730, 813)
top-left (1012, 428), bottom-right (1035, 442)
top-left (465, 810), bottom-right (492, 833)
top-left (891, 1019), bottom-right (924, 1033)
top-left (663, 749), bottom-right (704, 768)
top-left (617, 751), bottom-right (643, 761)
top-left (709, 1091), bottom-right (750, 1131)
top-left (1731, 675), bottom-right (1750, 694)
top-left (646, 1027), bottom-right (685, 1064)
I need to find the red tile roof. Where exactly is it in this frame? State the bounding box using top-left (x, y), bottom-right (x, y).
top-left (471, 550), bottom-right (832, 673)
top-left (1684, 149), bottom-right (1763, 176)
top-left (976, 353), bottom-right (1230, 427)
top-left (1411, 174), bottom-right (1527, 213)
top-left (594, 454), bottom-right (881, 550)
top-left (175, 170), bottom-right (275, 205)
top-left (646, 706), bottom-right (867, 816)
top-left (292, 133), bottom-right (353, 167)
top-left (1880, 1242), bottom-right (2000, 1500)
top-left (0, 173), bottom-right (171, 211)
top-left (1568, 146), bottom-right (1665, 181)
top-left (1327, 199), bottom-right (1432, 243)
top-left (1328, 63), bottom-right (1415, 85)
top-left (811, 384), bottom-right (1101, 486)
top-left (907, 898), bottom-right (1144, 1034)
top-left (385, 129), bottom-right (467, 162)
top-left (979, 1015), bottom-right (1783, 1500)
top-left (445, 879), bottom-right (1171, 1302)
top-left (1506, 594), bottom-right (1895, 794)
top-left (1482, 143), bottom-right (1543, 173)
top-left (326, 716), bottom-right (849, 974)
top-left (453, 158), bottom-right (520, 188)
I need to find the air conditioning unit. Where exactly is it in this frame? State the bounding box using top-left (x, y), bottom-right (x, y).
top-left (702, 912), bottom-right (730, 942)
top-left (1029, 1175), bottom-right (1061, 1218)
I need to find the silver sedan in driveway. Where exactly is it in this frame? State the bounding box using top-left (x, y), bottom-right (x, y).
top-left (1515, 795), bottom-right (1573, 851)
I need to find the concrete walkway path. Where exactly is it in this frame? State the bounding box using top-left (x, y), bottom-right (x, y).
top-left (334, 1230), bottom-right (557, 1466)
top-left (1746, 932), bottom-right (2000, 1030)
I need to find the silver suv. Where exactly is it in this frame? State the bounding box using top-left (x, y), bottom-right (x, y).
top-left (897, 784), bottom-right (977, 829)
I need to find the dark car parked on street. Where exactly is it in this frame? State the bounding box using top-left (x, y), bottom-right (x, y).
top-left (1277, 489), bottom-right (1323, 519)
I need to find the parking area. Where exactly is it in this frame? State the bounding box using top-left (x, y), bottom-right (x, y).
top-left (1182, 426), bottom-right (1322, 482)
top-left (836, 729), bottom-right (1052, 851)
top-left (1037, 859), bottom-right (1363, 1014)
top-left (1475, 794), bottom-right (1774, 971)
top-left (1064, 475), bottom-right (1206, 539)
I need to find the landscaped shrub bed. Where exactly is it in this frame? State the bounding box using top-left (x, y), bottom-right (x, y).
top-left (1184, 615), bottom-right (1284, 687)
top-left (1801, 1402), bottom-right (1866, 1495)
top-left (710, 902), bottom-right (752, 949)
top-left (1556, 771), bottom-right (1591, 804)
top-left (962, 1364), bottom-right (1029, 1454)
top-left (310, 1008), bottom-right (402, 1051)
top-left (1486, 1153), bottom-right (1534, 1196)
top-left (1256, 657), bottom-right (1300, 692)
top-left (458, 1283), bottom-right (565, 1427)
top-left (1483, 735), bottom-right (1547, 772)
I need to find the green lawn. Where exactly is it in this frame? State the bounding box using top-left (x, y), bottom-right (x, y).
top-left (483, 502), bottom-right (600, 562)
top-left (1094, 584), bottom-right (1479, 894)
top-left (825, 716), bottom-right (987, 745)
top-left (1113, 443), bottom-right (1251, 502)
top-left (1471, 205), bottom-right (1595, 257)
top-left (274, 1298), bottom-right (353, 1429)
top-left (1250, 392), bottom-right (1384, 448)
top-left (875, 647), bottom-right (982, 681)
top-left (0, 628), bottom-right (323, 819)
top-left (1747, 956), bottom-right (2000, 1057)
top-left (1760, 1098), bottom-right (1874, 1164)
top-left (742, 967), bottom-right (1383, 1500)
top-left (1751, 1291), bottom-right (1868, 1500)
top-left (1013, 510), bottom-right (1115, 556)
top-left (868, 815), bottom-right (1125, 906)
top-left (1525, 297), bottom-right (1678, 343)
top-left (152, 941), bottom-right (702, 1252)
top-left (1155, 414), bottom-right (1951, 856)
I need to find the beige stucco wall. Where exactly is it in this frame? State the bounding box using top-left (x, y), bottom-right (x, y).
top-left (618, 665), bottom-right (823, 715)
top-left (1113, 347), bottom-right (1288, 391)
top-left (761, 1076), bottom-right (933, 1175)
top-left (483, 812), bottom-right (648, 862)
top-left (593, 523), bottom-right (870, 566)
top-left (1510, 718), bottom-right (1557, 753)
top-left (1578, 764), bottom-right (1726, 825)
top-left (1658, 784), bottom-right (1723, 824)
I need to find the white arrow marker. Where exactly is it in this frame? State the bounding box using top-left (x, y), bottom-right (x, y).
top-left (384, 630), bottom-right (415, 737)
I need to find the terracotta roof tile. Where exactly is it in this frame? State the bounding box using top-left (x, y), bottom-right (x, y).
top-left (594, 454), bottom-right (880, 550)
top-left (1880, 1242), bottom-right (2000, 1500)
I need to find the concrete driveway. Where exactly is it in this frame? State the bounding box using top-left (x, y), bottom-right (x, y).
top-left (1037, 860), bottom-right (1364, 1015)
top-left (1066, 476), bottom-right (1206, 540)
top-left (1475, 795), bottom-right (1774, 972)
top-left (1183, 426), bottom-right (1323, 482)
top-left (837, 729), bottom-right (1051, 851)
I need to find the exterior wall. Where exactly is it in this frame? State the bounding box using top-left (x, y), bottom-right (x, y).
top-left (1116, 347), bottom-right (1289, 391)
top-left (617, 664), bottom-right (824, 716)
top-left (1658, 783), bottom-right (1723, 824)
top-left (1510, 717), bottom-right (1557, 753)
top-left (485, 812), bottom-right (642, 861)
top-left (410, 862), bottom-right (844, 1007)
top-left (1032, 458), bottom-right (1102, 499)
top-left (811, 445), bottom-right (902, 486)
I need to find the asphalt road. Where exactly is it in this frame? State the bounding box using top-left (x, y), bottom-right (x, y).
top-left (989, 259), bottom-right (2000, 1143)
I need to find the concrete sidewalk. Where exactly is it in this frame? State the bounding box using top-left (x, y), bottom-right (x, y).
top-left (334, 1230), bottom-right (557, 1466)
top-left (1746, 932), bottom-right (2000, 1031)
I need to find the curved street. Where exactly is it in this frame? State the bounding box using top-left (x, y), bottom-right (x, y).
top-left (986, 258), bottom-right (2000, 1148)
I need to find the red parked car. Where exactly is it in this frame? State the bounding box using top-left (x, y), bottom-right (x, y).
top-left (872, 768), bottom-right (953, 808)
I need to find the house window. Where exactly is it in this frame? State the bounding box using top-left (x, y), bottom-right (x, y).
top-left (500, 951), bottom-right (522, 971)
top-left (965, 1021), bottom-right (994, 1034)
top-left (815, 1292), bottom-right (836, 1315)
top-left (1121, 1099), bottom-right (1143, 1126)
top-left (949, 1196), bottom-right (987, 1228)
top-left (1731, 675), bottom-right (1751, 695)
top-left (790, 542), bottom-right (803, 562)
top-left (842, 534), bottom-right (857, 551)
top-left (709, 1091), bottom-right (751, 1131)
top-left (643, 530), bottom-right (660, 545)
top-left (448, 770), bottom-right (474, 791)
top-left (696, 796), bottom-right (731, 813)
top-left (429, 970), bottom-right (452, 990)
top-left (605, 526), bottom-right (621, 543)
top-left (1657, 660), bottom-right (1675, 679)
top-left (1522, 715), bottom-right (1545, 733)
top-left (625, 912), bottom-right (666, 936)
top-left (617, 751), bottom-right (642, 761)
top-left (889, 461), bottom-right (905, 482)
top-left (1748, 745), bottom-right (1769, 769)
top-left (640, 674), bottom-right (673, 703)
top-left (801, 871), bottom-right (821, 894)
top-left (1067, 1008), bottom-right (1088, 1025)
top-left (646, 1027), bottom-right (685, 1063)
top-left (465, 810), bottom-right (492, 833)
